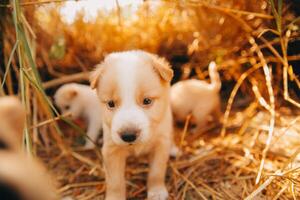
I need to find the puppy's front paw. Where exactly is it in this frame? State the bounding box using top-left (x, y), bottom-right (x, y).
top-left (148, 186), bottom-right (168, 200)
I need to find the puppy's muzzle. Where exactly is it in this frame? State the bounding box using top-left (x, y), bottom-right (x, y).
top-left (119, 128), bottom-right (141, 143)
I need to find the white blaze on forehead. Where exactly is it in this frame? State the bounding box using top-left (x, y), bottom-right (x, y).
top-left (112, 53), bottom-right (142, 106)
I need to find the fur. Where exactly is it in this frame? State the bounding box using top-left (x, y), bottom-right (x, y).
top-left (171, 62), bottom-right (222, 132)
top-left (54, 83), bottom-right (102, 148)
top-left (90, 50), bottom-right (175, 200)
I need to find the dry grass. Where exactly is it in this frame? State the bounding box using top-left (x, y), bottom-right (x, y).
top-left (41, 107), bottom-right (300, 199)
top-left (1, 0), bottom-right (300, 199)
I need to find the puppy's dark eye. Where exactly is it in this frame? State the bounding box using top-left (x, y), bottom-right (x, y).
top-left (64, 105), bottom-right (70, 110)
top-left (143, 98), bottom-right (152, 106)
top-left (107, 100), bottom-right (115, 109)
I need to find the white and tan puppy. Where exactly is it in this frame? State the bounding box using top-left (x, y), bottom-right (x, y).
top-left (90, 50), bottom-right (173, 200)
top-left (171, 62), bottom-right (222, 133)
top-left (54, 83), bottom-right (102, 148)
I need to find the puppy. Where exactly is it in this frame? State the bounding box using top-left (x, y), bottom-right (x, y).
top-left (0, 96), bottom-right (58, 200)
top-left (90, 50), bottom-right (174, 200)
top-left (54, 83), bottom-right (102, 148)
top-left (0, 152), bottom-right (58, 200)
top-left (0, 96), bottom-right (26, 151)
top-left (171, 62), bottom-right (222, 133)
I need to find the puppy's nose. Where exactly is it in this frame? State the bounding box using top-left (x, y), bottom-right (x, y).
top-left (120, 129), bottom-right (140, 143)
top-left (121, 132), bottom-right (137, 143)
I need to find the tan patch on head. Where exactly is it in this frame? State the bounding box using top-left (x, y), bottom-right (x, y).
top-left (66, 89), bottom-right (77, 100)
top-left (142, 52), bottom-right (173, 83)
top-left (96, 64), bottom-right (120, 129)
top-left (55, 86), bottom-right (78, 105)
top-left (90, 63), bottom-right (105, 89)
top-left (136, 65), bottom-right (165, 102)
top-left (134, 59), bottom-right (170, 125)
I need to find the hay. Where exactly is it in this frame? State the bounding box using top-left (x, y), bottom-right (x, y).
top-left (1, 0), bottom-right (300, 199)
top-left (40, 106), bottom-right (300, 199)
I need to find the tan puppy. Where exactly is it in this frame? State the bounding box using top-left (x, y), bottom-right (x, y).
top-left (0, 96), bottom-right (26, 151)
top-left (0, 152), bottom-right (57, 200)
top-left (54, 83), bottom-right (102, 148)
top-left (171, 62), bottom-right (222, 133)
top-left (0, 96), bottom-right (58, 200)
top-left (90, 50), bottom-right (174, 200)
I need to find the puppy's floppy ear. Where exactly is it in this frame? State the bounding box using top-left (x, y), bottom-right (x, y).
top-left (90, 63), bottom-right (104, 89)
top-left (68, 90), bottom-right (78, 98)
top-left (147, 53), bottom-right (173, 83)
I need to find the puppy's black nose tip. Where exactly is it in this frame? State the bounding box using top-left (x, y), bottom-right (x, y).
top-left (120, 132), bottom-right (137, 143)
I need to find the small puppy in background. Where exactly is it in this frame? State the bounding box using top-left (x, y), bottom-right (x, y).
top-left (90, 50), bottom-right (174, 200)
top-left (54, 83), bottom-right (102, 148)
top-left (0, 96), bottom-right (58, 200)
top-left (0, 96), bottom-right (26, 150)
top-left (171, 62), bottom-right (222, 133)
